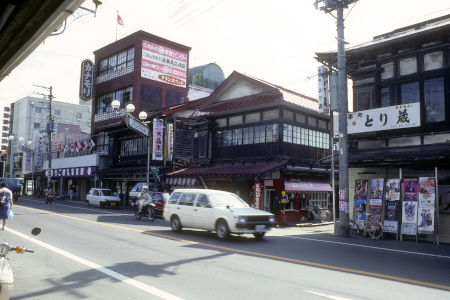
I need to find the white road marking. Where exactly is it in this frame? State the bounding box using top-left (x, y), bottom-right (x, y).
top-left (304, 290), bottom-right (352, 300)
top-left (7, 228), bottom-right (184, 300)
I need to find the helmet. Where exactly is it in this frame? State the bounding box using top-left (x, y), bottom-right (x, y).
top-left (142, 185), bottom-right (148, 190)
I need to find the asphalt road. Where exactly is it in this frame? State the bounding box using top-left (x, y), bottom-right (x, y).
top-left (2, 196), bottom-right (449, 300)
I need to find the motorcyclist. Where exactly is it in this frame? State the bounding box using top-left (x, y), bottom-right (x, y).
top-left (136, 185), bottom-right (150, 213)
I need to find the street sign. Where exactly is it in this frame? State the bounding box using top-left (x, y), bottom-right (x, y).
top-left (126, 115), bottom-right (150, 137)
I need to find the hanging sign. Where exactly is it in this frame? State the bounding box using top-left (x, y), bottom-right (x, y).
top-left (79, 59), bottom-right (94, 101)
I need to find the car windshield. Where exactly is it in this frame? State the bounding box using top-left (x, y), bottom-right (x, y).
top-left (101, 190), bottom-right (115, 196)
top-left (210, 192), bottom-right (249, 208)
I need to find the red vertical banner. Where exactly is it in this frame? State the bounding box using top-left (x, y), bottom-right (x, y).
top-left (254, 183), bottom-right (262, 210)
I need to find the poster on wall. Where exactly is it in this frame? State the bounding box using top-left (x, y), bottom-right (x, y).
top-left (401, 178), bottom-right (418, 235)
top-left (384, 200), bottom-right (400, 233)
top-left (368, 205), bottom-right (382, 224)
top-left (369, 178), bottom-right (384, 206)
top-left (417, 177), bottom-right (436, 234)
top-left (383, 179), bottom-right (401, 234)
top-left (438, 185), bottom-right (450, 213)
top-left (353, 180), bottom-right (368, 227)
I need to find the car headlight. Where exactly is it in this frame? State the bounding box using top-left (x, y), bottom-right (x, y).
top-left (238, 216), bottom-right (247, 223)
top-left (269, 216), bottom-right (275, 222)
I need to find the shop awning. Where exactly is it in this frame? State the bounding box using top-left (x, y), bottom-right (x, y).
top-left (284, 178), bottom-right (333, 192)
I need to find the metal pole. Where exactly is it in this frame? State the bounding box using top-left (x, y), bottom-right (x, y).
top-left (9, 139), bottom-right (13, 178)
top-left (337, 3), bottom-right (350, 237)
top-left (147, 135), bottom-right (151, 190)
top-left (47, 86), bottom-right (53, 188)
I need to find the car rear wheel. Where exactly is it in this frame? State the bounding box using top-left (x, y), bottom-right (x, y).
top-left (171, 216), bottom-right (182, 232)
top-left (216, 220), bottom-right (230, 240)
top-left (253, 232), bottom-right (265, 239)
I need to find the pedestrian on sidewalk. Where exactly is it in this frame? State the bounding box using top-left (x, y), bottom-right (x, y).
top-left (0, 182), bottom-right (14, 230)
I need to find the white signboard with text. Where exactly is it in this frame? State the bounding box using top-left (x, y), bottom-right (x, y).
top-left (347, 102), bottom-right (420, 134)
top-left (141, 40), bottom-right (188, 88)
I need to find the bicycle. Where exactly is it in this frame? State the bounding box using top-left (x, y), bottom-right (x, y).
top-left (306, 204), bottom-right (331, 222)
top-left (349, 214), bottom-right (383, 239)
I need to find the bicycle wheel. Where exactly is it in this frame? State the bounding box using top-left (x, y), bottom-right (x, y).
top-left (368, 223), bottom-right (383, 239)
top-left (349, 220), bottom-right (361, 236)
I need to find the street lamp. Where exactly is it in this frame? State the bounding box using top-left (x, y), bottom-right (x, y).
top-left (110, 100), bottom-right (152, 193)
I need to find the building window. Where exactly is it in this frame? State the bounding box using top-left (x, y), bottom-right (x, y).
top-left (399, 56), bottom-right (417, 76)
top-left (318, 119), bottom-right (327, 130)
top-left (223, 130), bottom-right (232, 146)
top-left (96, 86), bottom-right (134, 114)
top-left (54, 109), bottom-right (61, 117)
top-left (284, 110), bottom-right (294, 121)
top-left (99, 47), bottom-right (135, 76)
top-left (296, 113), bottom-right (306, 123)
top-left (75, 113), bottom-right (82, 120)
top-left (381, 62), bottom-right (394, 80)
top-left (243, 127), bottom-right (254, 145)
top-left (254, 125), bottom-right (266, 143)
top-left (283, 124), bottom-right (293, 143)
top-left (355, 89), bottom-right (374, 111)
top-left (380, 87), bottom-right (397, 107)
top-left (401, 82), bottom-right (420, 104)
top-left (424, 52), bottom-right (443, 71)
top-left (263, 109), bottom-right (279, 120)
top-left (245, 112), bottom-right (260, 123)
top-left (34, 123), bottom-right (40, 129)
top-left (216, 118), bottom-right (227, 127)
top-left (229, 115), bottom-right (243, 126)
top-left (198, 131), bottom-right (208, 158)
top-left (307, 117), bottom-right (317, 127)
top-left (424, 77), bottom-right (445, 123)
top-left (35, 107), bottom-right (43, 113)
top-left (232, 128), bottom-right (242, 145)
top-left (266, 124), bottom-right (279, 142)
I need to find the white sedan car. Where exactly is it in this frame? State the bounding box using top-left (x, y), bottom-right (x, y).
top-left (86, 188), bottom-right (121, 208)
top-left (164, 189), bottom-right (277, 240)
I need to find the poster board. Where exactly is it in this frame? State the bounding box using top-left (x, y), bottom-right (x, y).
top-left (384, 179), bottom-right (401, 234)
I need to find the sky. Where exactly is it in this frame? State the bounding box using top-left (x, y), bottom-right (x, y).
top-left (0, 0), bottom-right (449, 108)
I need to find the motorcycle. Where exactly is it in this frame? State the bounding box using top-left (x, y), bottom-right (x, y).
top-left (0, 227), bottom-right (41, 300)
top-left (134, 200), bottom-right (156, 221)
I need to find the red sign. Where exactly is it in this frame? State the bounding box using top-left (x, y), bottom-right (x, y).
top-left (158, 75), bottom-right (186, 86)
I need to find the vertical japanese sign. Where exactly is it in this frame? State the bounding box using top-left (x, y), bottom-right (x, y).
top-left (402, 178), bottom-right (419, 235)
top-left (166, 123), bottom-right (174, 161)
top-left (36, 135), bottom-right (44, 167)
top-left (253, 183), bottom-right (262, 210)
top-left (347, 103), bottom-right (420, 134)
top-left (383, 178), bottom-right (401, 233)
top-left (353, 179), bottom-right (368, 228)
top-left (141, 40), bottom-right (188, 88)
top-left (417, 177), bottom-right (436, 234)
top-left (152, 118), bottom-right (164, 160)
top-left (369, 178), bottom-right (384, 224)
top-left (79, 59), bottom-right (94, 101)
top-left (317, 66), bottom-right (330, 114)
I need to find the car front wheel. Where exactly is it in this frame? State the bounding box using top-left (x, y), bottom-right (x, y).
top-left (171, 216), bottom-right (182, 232)
top-left (216, 220), bottom-right (230, 240)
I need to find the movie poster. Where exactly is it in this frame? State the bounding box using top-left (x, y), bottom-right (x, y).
top-left (385, 179), bottom-right (401, 201)
top-left (404, 178), bottom-right (418, 201)
top-left (368, 205), bottom-right (382, 224)
top-left (370, 178), bottom-right (384, 206)
top-left (353, 180), bottom-right (368, 227)
top-left (417, 177), bottom-right (436, 234)
top-left (438, 185), bottom-right (450, 213)
top-left (384, 200), bottom-right (400, 233)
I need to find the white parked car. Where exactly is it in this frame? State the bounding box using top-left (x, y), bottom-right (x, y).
top-left (163, 189), bottom-right (277, 240)
top-left (86, 188), bottom-right (121, 208)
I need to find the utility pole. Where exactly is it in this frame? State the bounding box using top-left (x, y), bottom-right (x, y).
top-left (314, 0), bottom-right (358, 236)
top-left (34, 85), bottom-right (54, 188)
